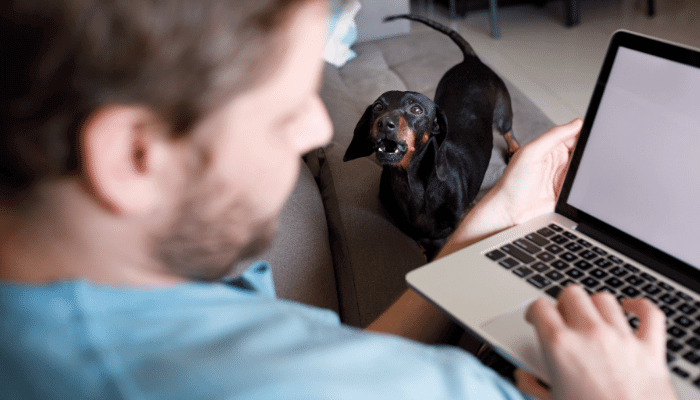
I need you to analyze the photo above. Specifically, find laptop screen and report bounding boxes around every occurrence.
[562,39,700,268]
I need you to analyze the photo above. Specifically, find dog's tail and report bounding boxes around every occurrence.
[383,14,476,59]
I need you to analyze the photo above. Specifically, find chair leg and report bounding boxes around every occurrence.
[647,0,655,16]
[564,0,580,27]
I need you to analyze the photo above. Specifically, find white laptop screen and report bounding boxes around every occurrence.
[566,47,700,267]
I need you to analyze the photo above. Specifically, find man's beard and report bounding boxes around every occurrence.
[154,181,278,282]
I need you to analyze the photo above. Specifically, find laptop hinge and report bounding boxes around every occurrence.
[575,222,700,294]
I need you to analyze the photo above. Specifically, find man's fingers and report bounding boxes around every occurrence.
[525,118,582,154]
[591,291,630,330]
[514,369,552,400]
[526,297,565,343]
[556,284,600,330]
[621,298,666,344]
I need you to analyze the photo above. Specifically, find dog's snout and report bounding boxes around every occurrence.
[377,116,397,133]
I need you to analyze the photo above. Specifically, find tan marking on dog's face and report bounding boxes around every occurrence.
[395,117,416,170]
[419,131,430,146]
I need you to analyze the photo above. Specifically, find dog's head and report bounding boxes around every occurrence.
[343,91,448,168]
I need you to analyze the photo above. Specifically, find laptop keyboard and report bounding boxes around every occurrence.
[485,223,700,387]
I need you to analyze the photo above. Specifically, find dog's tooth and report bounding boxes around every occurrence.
[378,148,384,152]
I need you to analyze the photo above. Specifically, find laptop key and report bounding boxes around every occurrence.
[551,260,570,271]
[545,285,563,299]
[548,224,563,232]
[687,337,700,350]
[660,293,680,306]
[604,277,624,288]
[501,244,535,264]
[641,272,657,282]
[573,260,593,270]
[545,244,564,254]
[537,227,556,237]
[560,252,578,262]
[659,282,675,291]
[668,339,684,353]
[672,366,690,378]
[608,255,623,264]
[562,231,578,240]
[527,275,551,289]
[594,258,613,268]
[675,316,694,328]
[642,284,662,295]
[577,238,592,248]
[566,269,585,279]
[579,250,597,260]
[592,246,607,256]
[561,279,576,287]
[683,351,700,365]
[514,239,541,254]
[677,291,693,302]
[513,266,534,278]
[660,305,676,318]
[609,266,628,277]
[545,270,565,281]
[525,232,549,246]
[499,258,519,269]
[537,252,556,262]
[693,376,700,388]
[530,262,550,273]
[564,242,583,252]
[679,303,698,316]
[599,286,617,295]
[668,326,687,339]
[551,235,569,245]
[486,249,507,261]
[580,277,600,288]
[625,276,645,286]
[623,263,640,273]
[621,286,641,297]
[590,268,608,279]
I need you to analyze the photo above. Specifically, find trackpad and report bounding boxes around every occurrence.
[480,299,551,383]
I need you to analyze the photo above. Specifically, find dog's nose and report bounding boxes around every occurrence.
[377,116,397,133]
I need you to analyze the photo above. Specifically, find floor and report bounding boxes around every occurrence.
[408,0,700,124]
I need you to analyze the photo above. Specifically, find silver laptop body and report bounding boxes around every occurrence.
[406,30,700,399]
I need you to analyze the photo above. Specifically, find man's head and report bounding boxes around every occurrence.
[0,0,332,283]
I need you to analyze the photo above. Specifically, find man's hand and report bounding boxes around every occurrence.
[522,285,678,400]
[438,118,582,258]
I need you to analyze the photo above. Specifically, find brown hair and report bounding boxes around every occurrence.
[0,0,310,203]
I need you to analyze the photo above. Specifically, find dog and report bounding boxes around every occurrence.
[342,14,521,260]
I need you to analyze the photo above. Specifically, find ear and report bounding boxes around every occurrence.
[80,106,171,215]
[413,136,439,184]
[342,105,375,162]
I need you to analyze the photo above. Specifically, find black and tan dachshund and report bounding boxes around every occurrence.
[343,14,521,261]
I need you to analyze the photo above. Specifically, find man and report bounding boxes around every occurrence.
[0,0,677,399]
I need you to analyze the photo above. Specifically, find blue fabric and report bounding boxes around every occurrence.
[0,262,529,399]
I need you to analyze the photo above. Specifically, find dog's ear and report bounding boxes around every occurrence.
[343,105,375,162]
[431,106,448,146]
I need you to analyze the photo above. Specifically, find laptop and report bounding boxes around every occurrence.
[406,30,700,399]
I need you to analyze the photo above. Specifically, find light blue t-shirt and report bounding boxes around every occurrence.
[0,262,529,399]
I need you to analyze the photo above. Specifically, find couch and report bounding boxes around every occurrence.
[229,28,556,328]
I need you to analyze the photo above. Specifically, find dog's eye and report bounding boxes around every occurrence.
[411,105,423,114]
[373,103,384,112]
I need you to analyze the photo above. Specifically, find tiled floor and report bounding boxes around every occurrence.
[409,0,700,124]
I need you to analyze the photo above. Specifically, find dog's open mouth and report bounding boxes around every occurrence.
[374,139,408,164]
